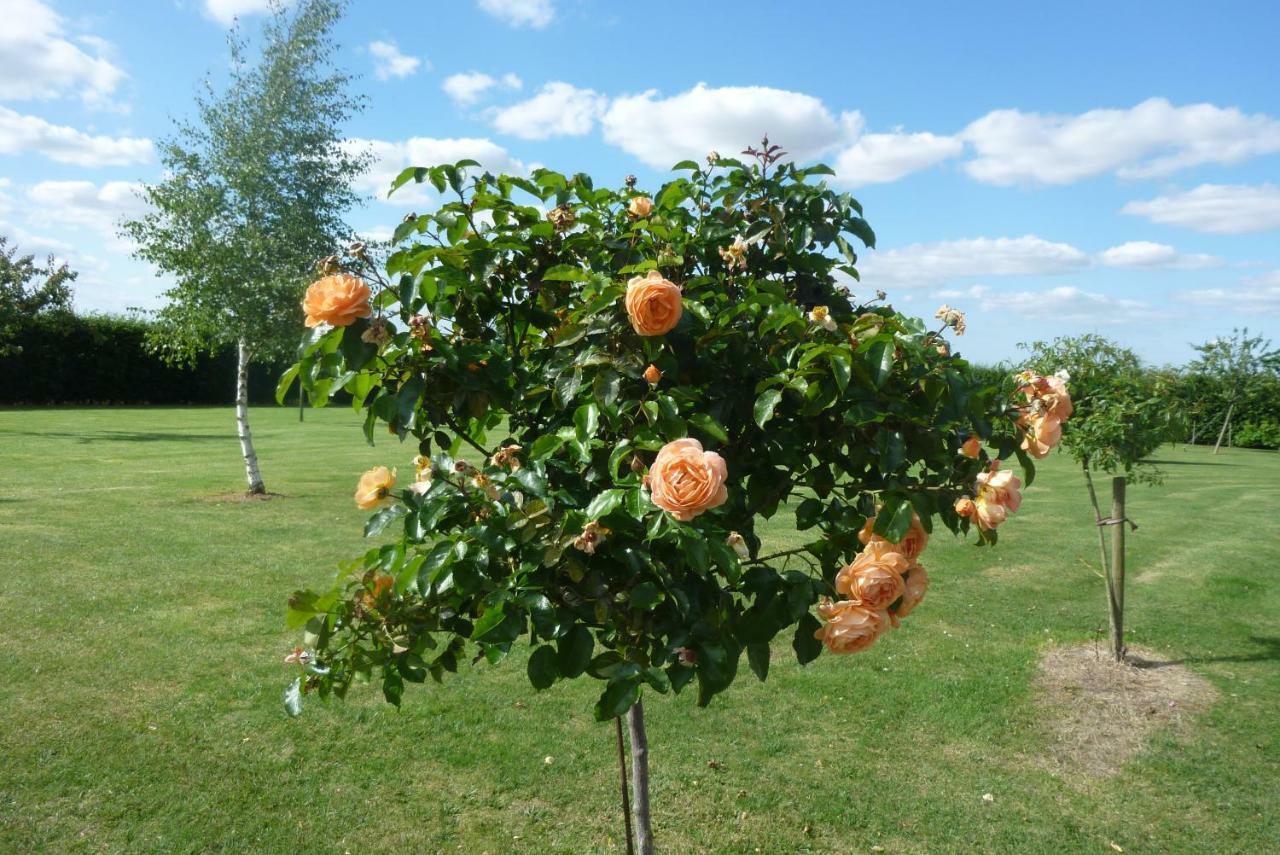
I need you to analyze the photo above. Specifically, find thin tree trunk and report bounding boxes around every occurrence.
[1108,477,1127,661]
[626,700,653,855]
[236,338,266,495]
[1212,401,1235,455]
[1081,460,1110,579]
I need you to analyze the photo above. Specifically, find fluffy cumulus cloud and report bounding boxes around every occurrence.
[368,41,421,81]
[347,137,527,203]
[939,284,1159,323]
[602,83,853,169]
[203,0,278,25]
[1098,241,1221,270]
[25,180,146,238]
[860,235,1090,288]
[1176,270,1280,315]
[960,98,1280,185]
[1121,183,1280,235]
[0,0,127,105]
[833,130,962,187]
[0,106,153,166]
[490,82,607,140]
[443,72,522,107]
[476,0,553,28]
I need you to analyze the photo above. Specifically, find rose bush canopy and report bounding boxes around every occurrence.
[281,144,1067,719]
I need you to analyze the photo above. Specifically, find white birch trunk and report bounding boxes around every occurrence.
[236,338,266,494]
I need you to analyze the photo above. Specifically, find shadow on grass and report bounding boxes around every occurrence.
[1129,636,1280,668]
[1144,458,1239,467]
[1,430,228,444]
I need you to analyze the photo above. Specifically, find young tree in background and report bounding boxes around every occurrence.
[124,0,368,494]
[1019,334,1181,660]
[1188,329,1280,455]
[0,236,75,357]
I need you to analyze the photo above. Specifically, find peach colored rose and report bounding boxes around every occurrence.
[814,600,887,655]
[303,273,372,328]
[647,438,727,521]
[624,270,683,336]
[961,434,981,459]
[896,563,929,619]
[644,364,662,385]
[354,466,396,509]
[954,496,976,518]
[627,196,653,218]
[858,512,929,562]
[835,550,909,610]
[1019,412,1062,459]
[1017,371,1073,422]
[971,460,1022,530]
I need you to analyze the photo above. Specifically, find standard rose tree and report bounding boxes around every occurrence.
[279,144,1068,850]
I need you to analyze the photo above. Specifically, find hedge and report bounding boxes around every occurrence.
[0,313,293,406]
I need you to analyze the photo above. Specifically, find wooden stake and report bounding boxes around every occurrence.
[614,716,635,855]
[1109,476,1127,662]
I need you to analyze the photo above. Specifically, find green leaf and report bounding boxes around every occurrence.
[747,642,770,682]
[529,433,565,460]
[868,340,894,388]
[586,488,626,520]
[364,504,408,537]
[875,494,914,542]
[795,497,823,530]
[629,581,664,610]
[688,412,729,443]
[275,363,300,405]
[793,613,823,665]
[594,677,640,722]
[557,626,594,678]
[527,645,559,690]
[283,677,302,717]
[574,402,600,442]
[754,388,783,428]
[543,264,588,282]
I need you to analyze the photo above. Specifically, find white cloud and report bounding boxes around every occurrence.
[25,180,146,239]
[861,235,1090,288]
[961,98,1280,185]
[1176,270,1280,315]
[833,130,962,187]
[490,82,606,140]
[0,0,127,106]
[602,83,853,170]
[347,137,527,204]
[443,71,522,107]
[0,106,152,166]
[368,40,422,81]
[1098,240,1221,270]
[476,0,553,28]
[203,0,277,25]
[1121,183,1280,235]
[941,284,1159,323]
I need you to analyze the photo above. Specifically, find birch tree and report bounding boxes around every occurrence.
[124,0,368,494]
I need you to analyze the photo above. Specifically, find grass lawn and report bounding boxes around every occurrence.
[1,406,1278,853]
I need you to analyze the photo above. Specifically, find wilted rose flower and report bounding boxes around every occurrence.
[284,646,312,665]
[490,444,523,471]
[706,150,721,165]
[303,274,372,328]
[644,364,662,385]
[935,304,966,335]
[726,531,749,559]
[471,473,500,500]
[572,520,609,555]
[718,236,748,270]
[624,271,683,336]
[648,438,728,521]
[814,600,887,655]
[354,466,396,509]
[360,316,392,345]
[546,204,576,232]
[346,241,367,258]
[809,305,838,332]
[627,196,653,218]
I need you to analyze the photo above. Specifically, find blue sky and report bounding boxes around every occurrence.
[2,0,1278,365]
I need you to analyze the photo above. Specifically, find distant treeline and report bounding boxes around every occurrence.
[0,313,293,406]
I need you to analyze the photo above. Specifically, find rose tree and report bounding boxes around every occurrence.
[280,144,1064,849]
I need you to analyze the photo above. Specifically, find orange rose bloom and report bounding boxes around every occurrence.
[644,364,662,385]
[835,550,909,610]
[858,512,928,562]
[647,438,727,521]
[814,600,887,655]
[961,434,981,458]
[354,466,396,509]
[971,460,1022,530]
[1019,412,1062,459]
[896,563,929,619]
[1017,372,1074,421]
[302,273,372,328]
[627,196,653,218]
[624,270,683,336]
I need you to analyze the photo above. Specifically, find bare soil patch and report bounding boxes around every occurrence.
[1031,643,1217,778]
[198,491,288,503]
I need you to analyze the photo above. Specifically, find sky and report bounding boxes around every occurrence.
[1,0,1278,366]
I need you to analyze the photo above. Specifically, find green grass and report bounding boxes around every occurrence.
[1,406,1277,853]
